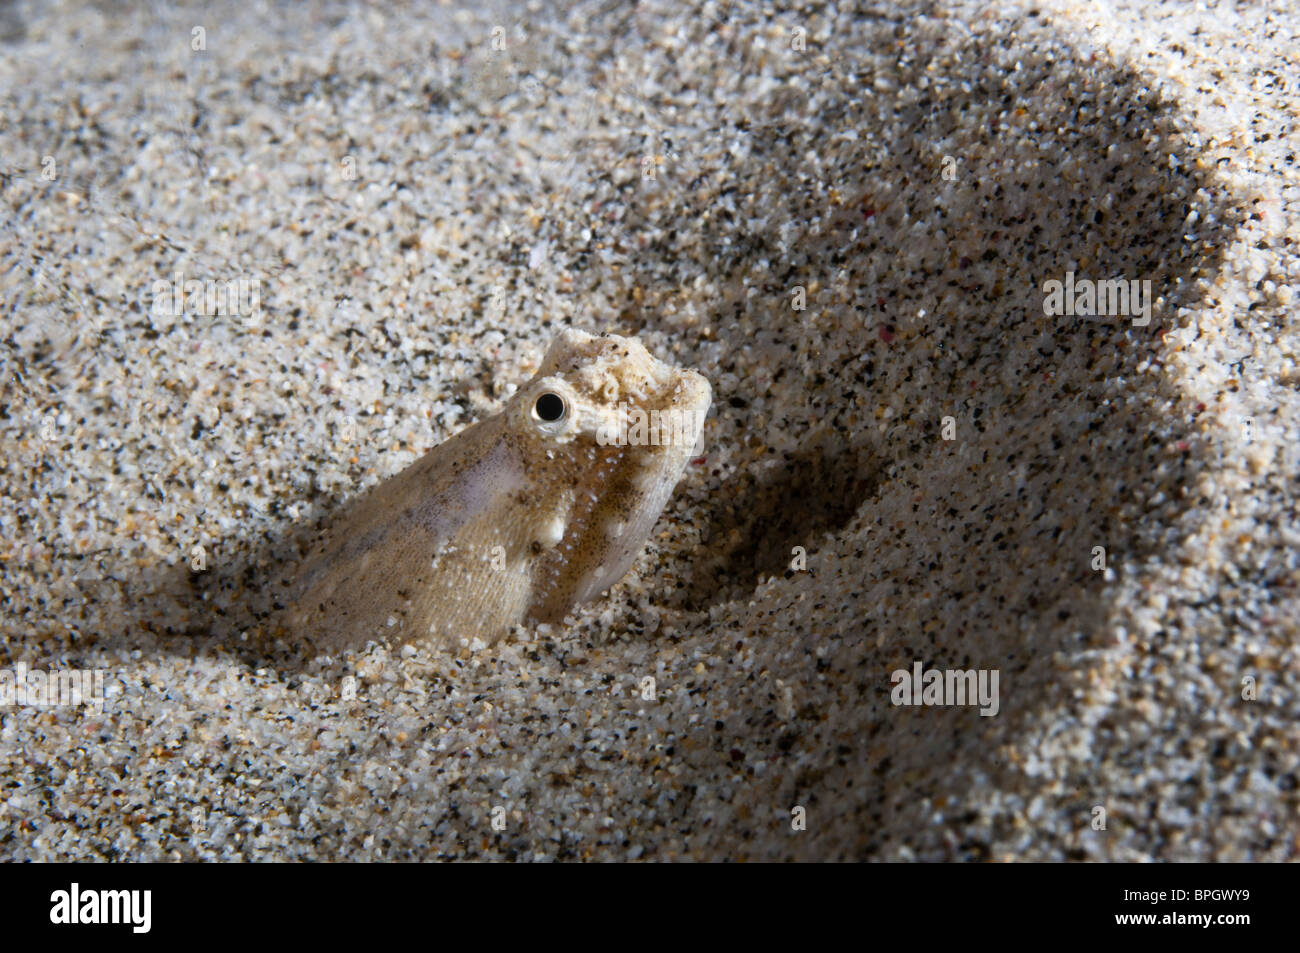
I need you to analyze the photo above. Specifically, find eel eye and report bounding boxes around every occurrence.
[533,391,567,424]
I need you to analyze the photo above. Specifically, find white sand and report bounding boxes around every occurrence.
[1,0,1296,860]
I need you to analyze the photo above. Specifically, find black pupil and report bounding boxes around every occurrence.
[535,392,565,422]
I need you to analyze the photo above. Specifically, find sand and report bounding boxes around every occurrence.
[0,0,1296,860]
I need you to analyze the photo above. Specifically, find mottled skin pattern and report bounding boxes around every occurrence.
[282,330,710,651]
